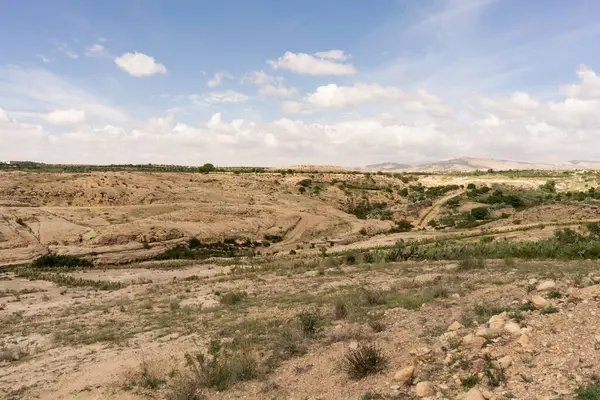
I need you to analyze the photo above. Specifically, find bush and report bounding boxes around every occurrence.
[298,187,306,194]
[360,289,387,306]
[345,254,357,265]
[298,179,312,187]
[219,291,248,305]
[457,257,486,271]
[16,217,26,226]
[188,237,201,249]
[470,207,489,220]
[289,249,296,255]
[333,299,349,320]
[461,374,479,389]
[342,343,388,379]
[32,254,93,269]
[297,310,323,338]
[467,183,476,190]
[575,376,600,399]
[394,219,413,232]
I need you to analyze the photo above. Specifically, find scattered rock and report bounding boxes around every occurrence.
[481,389,494,399]
[571,285,600,300]
[504,321,522,336]
[393,366,415,383]
[518,333,535,348]
[531,295,550,309]
[476,327,502,338]
[448,321,464,331]
[464,388,485,400]
[410,347,432,357]
[415,381,435,397]
[463,334,486,348]
[497,355,513,369]
[537,280,556,291]
[489,314,507,330]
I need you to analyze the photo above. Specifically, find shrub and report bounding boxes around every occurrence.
[298,179,312,187]
[296,310,323,338]
[183,341,258,391]
[360,289,387,306]
[16,217,26,226]
[540,305,558,315]
[345,254,356,265]
[457,257,486,271]
[470,207,489,220]
[367,320,386,332]
[342,343,388,379]
[362,252,375,264]
[467,183,476,190]
[219,291,248,305]
[359,228,368,236]
[484,355,507,387]
[547,290,562,299]
[298,187,306,194]
[32,254,93,269]
[333,299,349,320]
[575,376,600,399]
[461,374,479,389]
[394,219,413,232]
[188,237,201,249]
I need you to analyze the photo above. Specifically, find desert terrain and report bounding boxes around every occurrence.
[1,166,600,400]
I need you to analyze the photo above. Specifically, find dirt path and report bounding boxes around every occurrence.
[416,190,464,228]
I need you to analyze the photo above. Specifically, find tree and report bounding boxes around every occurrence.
[198,163,215,174]
[470,207,489,220]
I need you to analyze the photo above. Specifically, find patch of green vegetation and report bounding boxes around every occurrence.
[575,376,600,400]
[540,305,558,315]
[296,309,324,338]
[342,343,388,379]
[16,268,123,290]
[461,374,479,389]
[32,254,93,268]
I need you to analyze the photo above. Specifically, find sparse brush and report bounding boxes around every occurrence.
[484,355,507,387]
[360,289,387,306]
[547,289,562,299]
[461,374,479,389]
[272,327,306,361]
[367,320,386,332]
[509,311,525,323]
[296,309,323,338]
[540,305,558,315]
[457,257,486,271]
[333,299,349,320]
[219,291,247,305]
[342,343,388,380]
[575,375,600,400]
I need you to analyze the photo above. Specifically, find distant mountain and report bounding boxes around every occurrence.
[360,157,600,172]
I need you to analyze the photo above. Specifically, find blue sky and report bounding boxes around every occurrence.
[1,0,600,166]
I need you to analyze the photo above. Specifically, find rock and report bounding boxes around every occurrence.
[518,333,535,348]
[537,280,556,291]
[498,355,513,369]
[464,388,485,400]
[415,381,435,397]
[481,389,494,399]
[414,274,442,284]
[504,321,522,336]
[596,335,600,344]
[393,366,415,383]
[531,295,550,309]
[529,278,538,285]
[348,340,358,350]
[463,334,486,348]
[448,321,464,331]
[476,327,503,338]
[489,314,507,330]
[571,285,600,300]
[410,347,432,357]
[591,276,600,283]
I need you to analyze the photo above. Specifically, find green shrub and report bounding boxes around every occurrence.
[219,291,248,306]
[32,254,93,269]
[461,374,479,389]
[470,207,489,220]
[188,237,201,249]
[296,310,323,338]
[575,376,600,399]
[333,299,349,320]
[342,344,388,379]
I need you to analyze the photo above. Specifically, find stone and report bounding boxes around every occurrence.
[448,321,464,331]
[348,340,358,350]
[591,276,600,283]
[481,389,494,399]
[489,314,507,330]
[463,334,486,348]
[476,327,502,338]
[531,295,550,309]
[410,347,432,357]
[498,355,513,369]
[503,321,522,336]
[518,333,535,348]
[596,335,600,344]
[393,366,415,383]
[464,388,485,400]
[571,285,600,300]
[415,381,435,397]
[537,280,556,291]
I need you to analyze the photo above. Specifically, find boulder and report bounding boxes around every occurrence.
[448,321,464,331]
[415,381,435,397]
[536,280,556,291]
[489,314,507,330]
[497,355,513,369]
[464,388,485,400]
[503,321,522,336]
[530,295,550,309]
[393,366,415,383]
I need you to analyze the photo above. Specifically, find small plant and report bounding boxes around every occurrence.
[333,299,349,320]
[368,320,386,332]
[503,257,515,267]
[296,309,323,338]
[16,217,26,226]
[360,289,387,306]
[359,228,368,236]
[32,254,93,268]
[484,355,507,387]
[575,375,600,399]
[188,237,201,249]
[362,252,375,264]
[519,302,536,312]
[540,305,558,315]
[289,249,297,255]
[509,311,525,323]
[345,253,356,265]
[219,291,248,306]
[461,374,479,389]
[457,257,486,271]
[547,289,562,299]
[342,343,388,379]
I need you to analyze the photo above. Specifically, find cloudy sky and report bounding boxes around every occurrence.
[1,0,600,167]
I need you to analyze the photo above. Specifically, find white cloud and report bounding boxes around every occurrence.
[313,50,349,61]
[268,51,357,76]
[34,54,51,63]
[0,66,129,123]
[115,52,168,77]
[86,44,108,57]
[561,65,600,100]
[98,37,107,43]
[41,109,86,125]
[51,40,79,59]
[242,70,298,98]
[189,90,250,107]
[207,72,232,87]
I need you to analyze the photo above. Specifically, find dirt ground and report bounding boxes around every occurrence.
[2,170,600,399]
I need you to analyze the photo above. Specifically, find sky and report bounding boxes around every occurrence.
[2,0,600,167]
